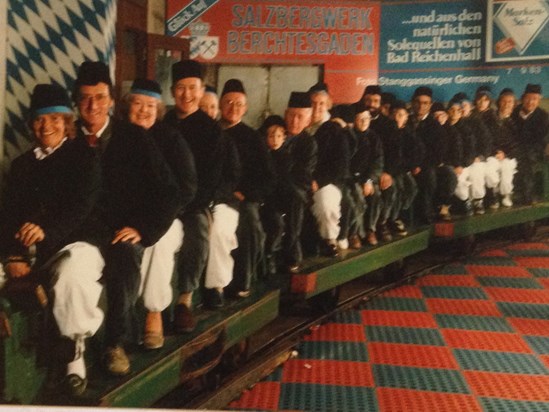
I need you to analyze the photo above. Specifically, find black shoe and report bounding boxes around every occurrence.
[204,288,224,309]
[65,374,87,397]
[319,240,339,257]
[473,199,485,215]
[265,254,277,275]
[378,223,393,242]
[464,200,474,216]
[390,219,408,237]
[225,285,250,299]
[174,304,196,333]
[288,262,301,274]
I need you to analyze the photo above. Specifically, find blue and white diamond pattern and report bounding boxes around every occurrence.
[4,0,116,162]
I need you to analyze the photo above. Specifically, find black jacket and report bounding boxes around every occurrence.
[78,119,181,247]
[348,127,384,185]
[284,130,318,202]
[225,122,274,203]
[0,139,100,265]
[453,120,476,167]
[312,120,351,188]
[513,106,549,159]
[443,122,464,167]
[266,147,292,211]
[164,109,240,210]
[474,109,499,156]
[494,114,520,159]
[149,121,197,216]
[411,114,448,169]
[463,113,492,159]
[394,125,425,174]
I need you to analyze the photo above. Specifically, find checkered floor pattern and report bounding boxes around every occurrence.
[228,241,549,411]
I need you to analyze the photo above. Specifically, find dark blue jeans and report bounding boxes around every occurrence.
[104,241,144,347]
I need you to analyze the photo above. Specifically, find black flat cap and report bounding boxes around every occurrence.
[75,61,112,87]
[524,84,542,94]
[499,88,515,97]
[308,82,329,95]
[391,100,408,111]
[30,83,72,117]
[475,86,492,99]
[205,85,217,95]
[288,92,312,108]
[354,100,369,115]
[412,86,433,99]
[362,85,382,97]
[221,79,245,96]
[451,92,470,104]
[172,60,203,83]
[131,78,162,99]
[259,114,285,135]
[430,102,446,113]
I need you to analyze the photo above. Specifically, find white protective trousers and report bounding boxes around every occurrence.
[49,241,105,340]
[455,168,472,201]
[205,204,239,289]
[139,218,183,312]
[486,156,517,196]
[468,161,487,200]
[311,184,342,240]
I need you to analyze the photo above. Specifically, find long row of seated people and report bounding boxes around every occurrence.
[0,58,548,397]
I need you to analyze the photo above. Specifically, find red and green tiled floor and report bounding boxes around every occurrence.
[229,242,549,411]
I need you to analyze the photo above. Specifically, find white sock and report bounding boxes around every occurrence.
[67,356,86,379]
[67,337,86,379]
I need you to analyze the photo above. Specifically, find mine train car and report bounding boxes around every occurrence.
[2,164,549,408]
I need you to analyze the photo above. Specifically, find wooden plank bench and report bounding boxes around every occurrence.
[0,285,279,407]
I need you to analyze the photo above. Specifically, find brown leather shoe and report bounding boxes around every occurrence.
[174,304,196,333]
[366,230,378,246]
[103,345,130,376]
[349,235,362,250]
[143,311,164,350]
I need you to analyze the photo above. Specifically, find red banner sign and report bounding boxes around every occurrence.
[166,0,381,103]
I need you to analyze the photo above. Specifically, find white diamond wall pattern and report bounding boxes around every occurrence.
[4,0,116,163]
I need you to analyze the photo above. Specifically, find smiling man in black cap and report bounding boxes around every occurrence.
[451,91,491,215]
[0,83,101,396]
[512,84,549,204]
[410,86,456,223]
[282,91,318,273]
[307,82,349,255]
[73,61,181,377]
[163,60,240,329]
[361,85,400,242]
[212,78,275,300]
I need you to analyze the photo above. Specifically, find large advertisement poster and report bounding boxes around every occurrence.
[487,0,549,62]
[379,0,549,102]
[166,0,381,103]
[166,1,549,104]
